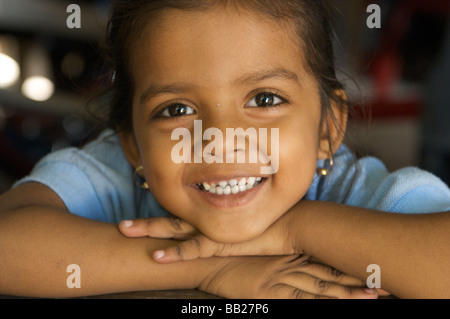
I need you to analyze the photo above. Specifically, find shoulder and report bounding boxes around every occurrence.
[14,130,135,221]
[308,145,450,213]
[18,130,132,189]
[369,166,450,213]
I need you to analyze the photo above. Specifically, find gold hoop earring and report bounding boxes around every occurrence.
[134,165,149,190]
[317,157,334,177]
[318,124,335,177]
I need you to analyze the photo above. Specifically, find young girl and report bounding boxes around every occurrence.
[0,0,449,299]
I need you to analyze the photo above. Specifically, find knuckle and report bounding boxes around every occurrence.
[169,216,183,232]
[329,267,344,279]
[176,238,202,260]
[218,243,232,256]
[144,218,155,231]
[144,218,152,227]
[344,285,356,296]
[314,278,330,293]
[283,255,309,268]
[291,288,309,299]
[174,245,184,258]
[190,237,202,250]
[291,254,309,264]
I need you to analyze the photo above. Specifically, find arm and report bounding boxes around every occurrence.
[291,200,450,299]
[135,200,450,298]
[0,183,223,297]
[0,183,375,299]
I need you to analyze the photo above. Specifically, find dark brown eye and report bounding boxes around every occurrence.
[160,103,195,118]
[255,93,274,106]
[247,92,285,107]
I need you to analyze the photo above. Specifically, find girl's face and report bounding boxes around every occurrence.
[121,8,344,243]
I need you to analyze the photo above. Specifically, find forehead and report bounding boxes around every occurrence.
[130,8,307,92]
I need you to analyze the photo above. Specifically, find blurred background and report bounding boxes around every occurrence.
[0,0,449,194]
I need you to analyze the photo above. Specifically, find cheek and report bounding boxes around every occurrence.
[274,122,320,197]
[140,135,186,200]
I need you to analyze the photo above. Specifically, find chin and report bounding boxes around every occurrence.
[201,222,266,244]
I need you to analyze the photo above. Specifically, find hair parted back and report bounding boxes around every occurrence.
[100,0,347,132]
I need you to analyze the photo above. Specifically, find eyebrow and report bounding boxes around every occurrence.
[139,68,300,105]
[233,68,300,86]
[140,83,196,105]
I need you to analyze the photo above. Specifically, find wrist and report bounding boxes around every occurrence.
[195,257,234,292]
[286,200,318,256]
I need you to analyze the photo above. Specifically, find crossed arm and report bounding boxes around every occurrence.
[120,200,450,299]
[0,182,376,299]
[3,182,448,298]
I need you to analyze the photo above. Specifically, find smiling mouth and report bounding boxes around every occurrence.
[196,177,265,195]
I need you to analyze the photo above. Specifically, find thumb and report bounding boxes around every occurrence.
[119,216,197,239]
[152,235,224,263]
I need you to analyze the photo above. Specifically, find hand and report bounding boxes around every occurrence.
[119,215,296,263]
[198,254,379,299]
[119,217,388,298]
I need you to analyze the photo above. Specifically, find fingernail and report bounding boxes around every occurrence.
[122,220,133,227]
[364,288,377,294]
[154,250,165,259]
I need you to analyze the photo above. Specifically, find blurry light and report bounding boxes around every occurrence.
[0,53,20,88]
[21,42,54,102]
[0,35,20,88]
[22,76,55,102]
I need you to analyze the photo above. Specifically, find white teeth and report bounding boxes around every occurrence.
[199,177,264,195]
[219,181,228,188]
[229,179,238,187]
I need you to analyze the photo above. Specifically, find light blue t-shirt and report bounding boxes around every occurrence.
[14,130,450,223]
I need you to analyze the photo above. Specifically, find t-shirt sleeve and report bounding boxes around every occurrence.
[312,146,450,214]
[365,167,450,214]
[14,151,107,221]
[13,133,138,223]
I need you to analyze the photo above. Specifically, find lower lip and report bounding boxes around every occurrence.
[191,179,267,209]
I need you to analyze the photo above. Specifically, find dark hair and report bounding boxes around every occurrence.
[99,0,347,133]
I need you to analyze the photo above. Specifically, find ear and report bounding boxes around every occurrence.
[317,90,348,159]
[118,130,142,170]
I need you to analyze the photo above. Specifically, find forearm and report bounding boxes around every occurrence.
[290,200,450,298]
[0,207,227,297]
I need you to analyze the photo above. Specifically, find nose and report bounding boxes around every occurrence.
[193,126,256,165]
[192,105,257,165]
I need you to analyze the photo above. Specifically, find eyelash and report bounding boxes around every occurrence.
[154,91,288,119]
[156,102,195,119]
[245,90,288,108]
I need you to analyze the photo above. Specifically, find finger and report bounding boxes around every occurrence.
[279,272,378,299]
[153,235,223,263]
[289,258,366,287]
[119,216,196,239]
[376,288,391,296]
[268,284,331,299]
[119,219,149,237]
